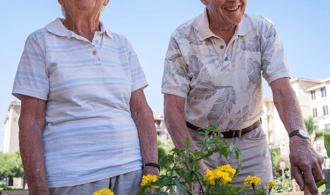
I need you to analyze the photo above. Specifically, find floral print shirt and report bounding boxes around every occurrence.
[161,8,290,131]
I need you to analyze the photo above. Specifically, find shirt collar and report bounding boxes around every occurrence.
[45,18,113,39]
[197,8,249,41]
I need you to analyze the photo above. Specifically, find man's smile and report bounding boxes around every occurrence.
[224,5,240,12]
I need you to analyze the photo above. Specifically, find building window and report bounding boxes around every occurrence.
[311,90,316,100]
[313,108,318,118]
[321,87,327,97]
[155,120,161,129]
[324,105,329,116]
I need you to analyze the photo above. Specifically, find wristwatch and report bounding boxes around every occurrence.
[289,129,309,139]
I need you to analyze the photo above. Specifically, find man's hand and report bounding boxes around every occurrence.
[290,137,324,195]
[142,166,160,178]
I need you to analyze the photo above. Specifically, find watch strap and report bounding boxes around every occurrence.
[142,162,161,171]
[289,130,300,138]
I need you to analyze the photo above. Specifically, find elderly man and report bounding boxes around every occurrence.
[12,0,159,194]
[162,0,323,194]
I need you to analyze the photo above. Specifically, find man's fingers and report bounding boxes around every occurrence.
[292,165,304,191]
[312,164,324,183]
[303,169,318,195]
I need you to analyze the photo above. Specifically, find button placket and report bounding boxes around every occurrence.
[92,49,97,55]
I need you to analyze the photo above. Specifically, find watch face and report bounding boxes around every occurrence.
[299,130,309,138]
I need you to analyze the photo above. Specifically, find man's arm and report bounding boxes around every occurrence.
[164,94,208,172]
[164,94,208,194]
[270,77,324,195]
[130,88,159,177]
[19,95,50,195]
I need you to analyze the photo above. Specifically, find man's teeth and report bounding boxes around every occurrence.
[226,6,239,11]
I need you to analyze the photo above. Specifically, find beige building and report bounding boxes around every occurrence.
[3,101,21,154]
[263,77,330,164]
[154,113,171,146]
[307,77,330,131]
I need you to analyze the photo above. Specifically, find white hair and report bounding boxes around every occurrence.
[61,5,106,18]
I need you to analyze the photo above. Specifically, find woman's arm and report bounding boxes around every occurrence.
[19,95,50,195]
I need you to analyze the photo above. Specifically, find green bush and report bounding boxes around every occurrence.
[0,151,24,178]
[2,186,27,191]
[0,181,7,187]
[274,178,293,193]
[158,136,175,175]
[271,148,290,179]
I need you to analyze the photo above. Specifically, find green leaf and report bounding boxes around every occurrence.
[184,137,191,149]
[173,179,188,194]
[219,148,229,159]
[316,179,330,188]
[325,134,330,158]
[235,150,242,175]
[193,163,201,171]
[183,170,193,183]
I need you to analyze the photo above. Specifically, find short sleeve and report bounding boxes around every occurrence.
[12,37,49,100]
[126,38,148,92]
[260,19,290,85]
[161,37,190,98]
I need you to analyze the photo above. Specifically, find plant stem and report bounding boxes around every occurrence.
[192,171,205,195]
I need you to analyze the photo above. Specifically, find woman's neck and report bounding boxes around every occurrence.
[62,12,101,42]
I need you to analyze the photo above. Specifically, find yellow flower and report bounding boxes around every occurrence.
[244,175,261,186]
[217,164,236,179]
[141,174,158,188]
[204,169,216,184]
[268,181,275,189]
[204,165,236,184]
[213,169,232,184]
[93,189,114,195]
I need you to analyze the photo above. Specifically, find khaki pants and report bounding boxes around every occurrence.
[177,126,273,194]
[49,169,142,195]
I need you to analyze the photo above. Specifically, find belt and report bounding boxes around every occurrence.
[185,119,261,138]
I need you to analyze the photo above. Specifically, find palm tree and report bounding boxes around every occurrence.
[304,116,330,146]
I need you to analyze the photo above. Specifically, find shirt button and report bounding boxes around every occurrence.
[224,57,229,61]
[93,50,97,55]
[220,45,224,49]
[95,40,99,43]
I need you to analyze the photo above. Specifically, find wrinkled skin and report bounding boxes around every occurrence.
[200,0,247,45]
[290,137,324,194]
[58,0,109,42]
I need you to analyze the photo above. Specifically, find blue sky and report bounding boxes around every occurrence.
[0,0,329,152]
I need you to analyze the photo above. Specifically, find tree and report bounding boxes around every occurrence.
[304,116,330,146]
[157,136,174,175]
[271,148,290,178]
[0,151,24,178]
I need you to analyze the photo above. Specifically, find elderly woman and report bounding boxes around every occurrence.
[12,0,159,194]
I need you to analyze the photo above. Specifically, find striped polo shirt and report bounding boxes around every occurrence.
[12,18,148,188]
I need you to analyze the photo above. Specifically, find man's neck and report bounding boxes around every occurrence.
[207,11,236,45]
